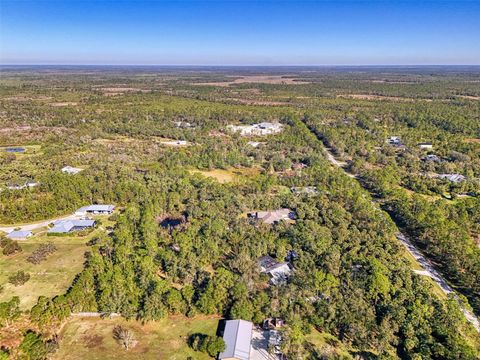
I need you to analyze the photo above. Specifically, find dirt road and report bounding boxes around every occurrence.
[0,214,81,234]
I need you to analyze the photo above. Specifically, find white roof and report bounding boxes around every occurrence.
[76,204,115,212]
[61,166,83,174]
[219,319,253,360]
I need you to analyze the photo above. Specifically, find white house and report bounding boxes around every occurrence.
[75,204,115,216]
[437,174,466,183]
[219,319,253,360]
[418,142,433,150]
[61,166,83,175]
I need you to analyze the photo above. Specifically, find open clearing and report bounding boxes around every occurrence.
[0,226,107,309]
[189,167,260,183]
[194,75,310,86]
[53,316,219,360]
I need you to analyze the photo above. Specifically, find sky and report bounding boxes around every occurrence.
[1,0,479,65]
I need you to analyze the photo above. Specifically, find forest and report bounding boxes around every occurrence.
[0,66,479,360]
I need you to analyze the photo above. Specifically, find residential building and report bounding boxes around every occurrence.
[263,318,285,330]
[227,122,283,136]
[6,181,39,190]
[422,154,441,162]
[291,186,318,196]
[387,136,402,145]
[48,219,96,234]
[418,142,433,149]
[219,319,253,360]
[7,230,32,240]
[61,166,83,175]
[248,208,294,225]
[75,204,115,216]
[258,256,293,285]
[437,174,466,183]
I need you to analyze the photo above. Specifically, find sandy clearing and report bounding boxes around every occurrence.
[458,95,480,100]
[50,102,78,107]
[336,94,435,102]
[194,75,310,86]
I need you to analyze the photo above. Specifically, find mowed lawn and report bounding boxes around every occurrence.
[53,316,220,360]
[0,229,99,309]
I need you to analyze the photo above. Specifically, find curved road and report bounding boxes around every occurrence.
[0,214,82,234]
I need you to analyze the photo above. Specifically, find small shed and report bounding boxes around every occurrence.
[7,230,33,240]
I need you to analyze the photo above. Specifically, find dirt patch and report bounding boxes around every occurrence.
[50,102,78,107]
[465,138,480,144]
[194,75,310,86]
[82,333,104,348]
[458,95,480,100]
[337,94,420,102]
[99,87,151,96]
[2,96,52,101]
[222,98,291,106]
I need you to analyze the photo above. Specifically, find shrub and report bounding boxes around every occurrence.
[189,333,225,357]
[1,239,22,256]
[8,271,30,286]
[27,243,57,264]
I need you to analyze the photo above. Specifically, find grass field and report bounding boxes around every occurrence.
[53,316,220,360]
[189,167,260,184]
[0,226,105,309]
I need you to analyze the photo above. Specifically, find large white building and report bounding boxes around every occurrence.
[219,319,253,360]
[75,204,115,216]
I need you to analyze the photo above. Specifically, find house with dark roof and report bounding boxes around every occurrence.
[219,319,253,360]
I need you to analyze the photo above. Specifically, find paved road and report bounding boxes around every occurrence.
[0,214,82,234]
[320,143,480,332]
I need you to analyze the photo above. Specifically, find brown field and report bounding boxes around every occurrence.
[189,167,260,184]
[194,75,310,86]
[50,102,78,107]
[52,315,219,360]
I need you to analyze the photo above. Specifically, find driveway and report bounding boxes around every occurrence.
[0,214,82,234]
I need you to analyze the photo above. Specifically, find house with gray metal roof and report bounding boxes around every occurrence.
[48,219,96,234]
[75,204,115,216]
[7,230,33,240]
[219,319,253,360]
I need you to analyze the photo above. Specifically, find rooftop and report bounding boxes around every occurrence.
[219,319,253,360]
[7,230,32,239]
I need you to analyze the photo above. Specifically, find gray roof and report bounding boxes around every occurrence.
[7,230,32,239]
[49,219,95,233]
[219,319,253,360]
[76,204,115,213]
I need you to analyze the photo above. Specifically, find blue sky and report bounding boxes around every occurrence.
[1,1,479,65]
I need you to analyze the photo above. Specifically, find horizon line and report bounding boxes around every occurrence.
[2,64,480,67]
